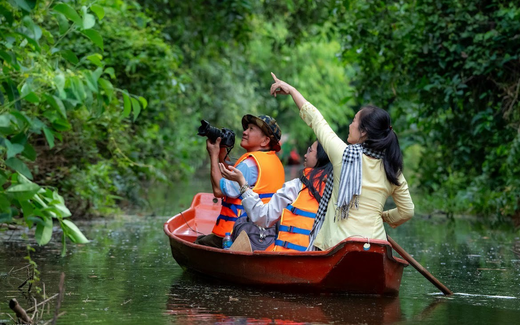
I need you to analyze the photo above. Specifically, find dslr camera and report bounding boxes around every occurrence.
[197,120,235,148]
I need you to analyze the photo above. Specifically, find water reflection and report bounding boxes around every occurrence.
[166,273,403,325]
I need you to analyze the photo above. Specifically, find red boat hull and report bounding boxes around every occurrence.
[164,193,408,296]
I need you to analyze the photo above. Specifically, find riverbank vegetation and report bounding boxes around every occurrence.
[1,0,519,249]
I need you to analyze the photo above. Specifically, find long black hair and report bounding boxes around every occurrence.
[358,105,403,185]
[299,141,333,203]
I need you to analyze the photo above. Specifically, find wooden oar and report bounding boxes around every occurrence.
[387,235,453,295]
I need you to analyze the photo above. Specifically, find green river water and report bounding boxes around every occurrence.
[1,168,519,324]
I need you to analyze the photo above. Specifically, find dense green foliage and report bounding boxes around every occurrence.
[0,0,133,249]
[334,0,520,219]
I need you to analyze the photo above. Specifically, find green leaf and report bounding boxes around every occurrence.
[6,182,41,201]
[0,114,14,135]
[0,52,20,71]
[60,49,79,65]
[131,97,141,121]
[61,232,67,256]
[50,190,71,217]
[25,217,39,233]
[13,0,36,12]
[54,72,66,97]
[70,77,86,101]
[138,96,148,109]
[35,216,53,246]
[21,83,39,104]
[0,194,10,214]
[22,143,36,161]
[83,71,97,93]
[92,67,103,80]
[0,50,12,65]
[20,199,34,216]
[90,4,105,20]
[23,92,39,103]
[2,80,21,109]
[51,119,71,131]
[53,3,82,27]
[86,53,103,67]
[82,29,103,52]
[81,6,96,30]
[41,206,57,219]
[32,193,48,210]
[82,15,95,29]
[77,78,87,101]
[10,132,27,146]
[62,219,89,243]
[5,139,24,159]
[16,173,34,185]
[5,157,32,179]
[21,16,42,41]
[9,113,30,133]
[43,127,55,148]
[98,78,114,100]
[104,67,115,79]
[28,116,45,132]
[122,92,131,118]
[54,12,70,34]
[44,94,67,119]
[0,170,7,186]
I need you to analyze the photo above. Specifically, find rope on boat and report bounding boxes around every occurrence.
[180,211,205,235]
[346,235,371,251]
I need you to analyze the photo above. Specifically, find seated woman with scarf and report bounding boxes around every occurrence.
[219,140,332,252]
[269,73,414,251]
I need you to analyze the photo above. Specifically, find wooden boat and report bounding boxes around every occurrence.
[164,193,409,296]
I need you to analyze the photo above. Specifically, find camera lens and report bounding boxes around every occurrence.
[197,120,235,148]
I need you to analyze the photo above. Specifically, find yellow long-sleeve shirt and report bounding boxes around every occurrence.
[300,102,414,250]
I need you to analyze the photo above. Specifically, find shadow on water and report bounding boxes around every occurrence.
[166,273,404,324]
[165,272,496,325]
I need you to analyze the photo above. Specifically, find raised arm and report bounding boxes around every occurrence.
[270,73,346,164]
[270,72,308,109]
[207,138,228,197]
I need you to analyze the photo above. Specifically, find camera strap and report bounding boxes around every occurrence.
[224,146,234,162]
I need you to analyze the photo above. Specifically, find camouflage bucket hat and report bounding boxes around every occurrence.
[242,114,282,152]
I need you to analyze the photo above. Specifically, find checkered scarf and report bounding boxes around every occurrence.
[306,143,384,251]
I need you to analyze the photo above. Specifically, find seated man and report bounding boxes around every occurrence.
[195,114,285,248]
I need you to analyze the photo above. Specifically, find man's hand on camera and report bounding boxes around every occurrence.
[206,137,221,156]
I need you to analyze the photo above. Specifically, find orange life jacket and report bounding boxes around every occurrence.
[271,168,325,252]
[212,151,284,237]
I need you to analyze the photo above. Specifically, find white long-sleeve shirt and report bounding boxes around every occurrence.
[241,178,303,228]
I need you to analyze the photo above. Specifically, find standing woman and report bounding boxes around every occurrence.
[270,73,414,251]
[219,140,332,252]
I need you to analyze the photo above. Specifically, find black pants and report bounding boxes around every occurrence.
[194,233,223,248]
